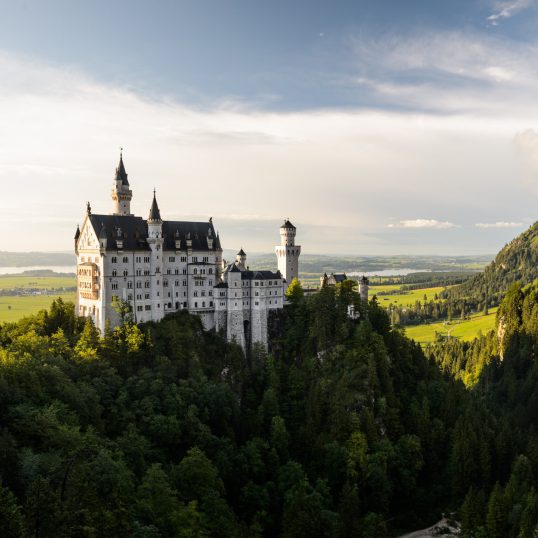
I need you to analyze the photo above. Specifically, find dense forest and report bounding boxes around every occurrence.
[0,279,537,536]
[448,221,538,307]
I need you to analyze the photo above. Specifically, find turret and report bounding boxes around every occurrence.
[147,189,162,239]
[279,219,296,247]
[359,276,369,303]
[236,248,247,269]
[74,225,80,254]
[275,219,301,288]
[111,152,133,216]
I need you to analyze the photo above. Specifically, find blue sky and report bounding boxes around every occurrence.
[1,0,538,254]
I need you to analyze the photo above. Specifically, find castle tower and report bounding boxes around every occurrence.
[275,219,301,288]
[111,152,133,216]
[147,190,164,320]
[236,248,247,269]
[359,276,369,303]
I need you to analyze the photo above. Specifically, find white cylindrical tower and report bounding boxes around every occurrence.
[275,219,301,288]
[359,276,369,303]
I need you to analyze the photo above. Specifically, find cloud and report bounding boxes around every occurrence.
[475,221,524,228]
[351,30,538,114]
[487,0,531,25]
[0,49,533,255]
[388,220,460,229]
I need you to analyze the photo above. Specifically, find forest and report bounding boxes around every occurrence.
[0,278,536,537]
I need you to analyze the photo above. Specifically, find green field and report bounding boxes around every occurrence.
[0,275,75,290]
[0,294,76,323]
[370,285,448,307]
[404,307,498,345]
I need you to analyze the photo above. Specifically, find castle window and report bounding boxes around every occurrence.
[144,256,150,263]
[144,270,150,275]
[255,292,259,296]
[175,269,179,274]
[167,269,171,275]
[183,268,187,274]
[123,270,128,276]
[145,281,150,288]
[210,301,213,307]
[203,256,208,262]
[194,301,198,308]
[175,292,178,297]
[193,268,197,275]
[137,305,143,312]
[136,269,141,276]
[209,280,213,286]
[183,302,187,307]
[127,282,133,289]
[209,290,212,296]
[181,256,187,262]
[145,305,151,311]
[145,293,150,299]
[136,281,141,288]
[192,256,198,262]
[123,256,128,263]
[183,280,187,286]
[111,283,118,290]
[136,256,141,263]
[194,291,198,297]
[169,256,175,262]
[255,301,259,306]
[112,257,117,263]
[209,268,213,274]
[112,270,117,277]
[201,291,206,297]
[128,294,133,300]
[175,280,179,286]
[156,268,160,274]
[202,301,206,307]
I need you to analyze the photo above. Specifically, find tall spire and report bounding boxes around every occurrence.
[115,151,129,186]
[111,151,133,216]
[148,189,162,222]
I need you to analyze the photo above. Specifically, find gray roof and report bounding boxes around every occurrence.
[88,214,219,252]
[90,214,150,251]
[241,269,282,280]
[237,248,246,256]
[281,219,296,229]
[148,192,162,222]
[115,155,129,186]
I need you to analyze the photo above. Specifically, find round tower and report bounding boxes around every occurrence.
[236,248,247,269]
[359,276,369,303]
[275,219,301,288]
[111,152,133,216]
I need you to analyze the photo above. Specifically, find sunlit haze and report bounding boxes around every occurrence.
[1,0,538,254]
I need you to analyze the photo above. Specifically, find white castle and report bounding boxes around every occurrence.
[74,155,300,350]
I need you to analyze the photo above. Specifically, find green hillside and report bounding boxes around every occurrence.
[450,221,538,306]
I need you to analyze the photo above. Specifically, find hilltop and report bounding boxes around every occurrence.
[450,222,538,305]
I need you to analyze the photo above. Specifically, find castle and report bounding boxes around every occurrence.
[74,155,300,350]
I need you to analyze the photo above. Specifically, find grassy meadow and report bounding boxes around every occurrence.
[404,307,498,345]
[0,273,76,323]
[0,294,76,323]
[370,285,448,307]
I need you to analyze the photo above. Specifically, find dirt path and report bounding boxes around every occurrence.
[397,518,459,538]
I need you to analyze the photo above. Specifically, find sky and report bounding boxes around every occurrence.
[1,0,538,255]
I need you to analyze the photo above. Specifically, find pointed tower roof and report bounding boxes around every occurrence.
[148,189,162,222]
[115,152,129,186]
[74,225,80,241]
[237,248,246,256]
[281,219,296,229]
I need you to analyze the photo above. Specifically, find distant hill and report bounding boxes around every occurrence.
[0,251,74,267]
[450,221,538,304]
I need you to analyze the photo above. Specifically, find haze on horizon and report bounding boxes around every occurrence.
[1,0,538,256]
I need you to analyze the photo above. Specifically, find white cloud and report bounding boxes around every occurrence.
[0,49,533,255]
[476,221,524,228]
[351,30,538,114]
[487,0,531,25]
[388,220,460,229]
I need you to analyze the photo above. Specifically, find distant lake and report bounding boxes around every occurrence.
[0,266,75,275]
[348,269,429,277]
